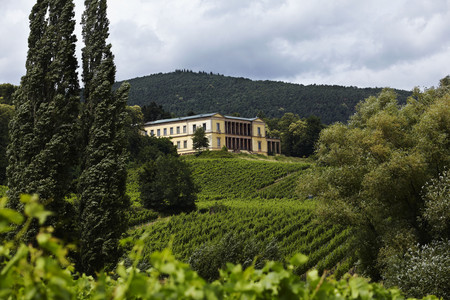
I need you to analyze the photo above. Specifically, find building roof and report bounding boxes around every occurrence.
[144,113,262,126]
[224,115,259,121]
[144,113,220,125]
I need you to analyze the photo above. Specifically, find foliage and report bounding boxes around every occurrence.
[141,101,172,122]
[266,113,326,157]
[383,240,450,299]
[123,105,178,163]
[422,169,450,237]
[139,155,197,213]
[0,104,14,185]
[300,81,449,289]
[0,197,438,299]
[0,185,7,198]
[115,70,411,124]
[0,83,18,105]
[192,127,209,151]
[125,105,145,160]
[77,0,130,275]
[189,232,281,282]
[6,0,80,243]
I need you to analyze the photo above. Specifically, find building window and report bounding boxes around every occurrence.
[170,127,173,135]
[217,137,221,147]
[203,123,206,130]
[163,128,167,136]
[176,126,180,134]
[183,140,187,148]
[183,125,187,133]
[150,130,154,136]
[216,123,220,132]
[257,127,261,136]
[258,141,261,151]
[157,129,160,136]
[193,124,197,132]
[177,141,180,149]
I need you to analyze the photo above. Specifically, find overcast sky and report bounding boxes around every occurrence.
[1,0,449,90]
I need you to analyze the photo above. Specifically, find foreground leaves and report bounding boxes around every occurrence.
[0,196,441,299]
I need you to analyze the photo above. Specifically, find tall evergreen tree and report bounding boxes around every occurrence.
[78,0,130,274]
[6,0,79,241]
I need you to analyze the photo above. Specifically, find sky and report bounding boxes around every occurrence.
[1,0,449,90]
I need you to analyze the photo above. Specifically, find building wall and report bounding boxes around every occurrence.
[211,116,226,150]
[143,114,279,155]
[251,119,267,153]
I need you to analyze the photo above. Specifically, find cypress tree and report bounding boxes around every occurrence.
[78,0,130,274]
[6,0,79,241]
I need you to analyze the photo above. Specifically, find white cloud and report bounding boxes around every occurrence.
[1,0,449,89]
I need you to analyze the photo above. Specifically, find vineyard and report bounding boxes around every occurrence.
[127,155,357,277]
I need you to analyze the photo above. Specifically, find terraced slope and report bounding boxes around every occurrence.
[128,156,356,277]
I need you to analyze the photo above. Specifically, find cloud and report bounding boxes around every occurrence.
[0,0,29,84]
[1,0,449,89]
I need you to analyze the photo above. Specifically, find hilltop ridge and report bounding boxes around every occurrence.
[117,70,411,124]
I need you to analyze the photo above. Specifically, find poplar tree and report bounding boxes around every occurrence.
[6,0,79,240]
[78,0,130,274]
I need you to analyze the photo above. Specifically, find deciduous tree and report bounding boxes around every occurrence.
[301,81,449,291]
[192,127,209,151]
[140,154,197,213]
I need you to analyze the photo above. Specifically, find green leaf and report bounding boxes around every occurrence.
[22,196,52,225]
[290,253,308,266]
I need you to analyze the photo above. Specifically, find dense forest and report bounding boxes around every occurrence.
[116,70,411,124]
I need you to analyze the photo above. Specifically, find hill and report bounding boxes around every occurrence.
[117,70,411,124]
[126,154,356,278]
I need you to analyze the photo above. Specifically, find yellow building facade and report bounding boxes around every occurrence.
[143,113,281,155]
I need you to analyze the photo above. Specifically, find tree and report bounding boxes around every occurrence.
[0,104,14,185]
[192,127,209,151]
[300,115,326,157]
[125,105,145,160]
[422,169,450,239]
[139,154,197,213]
[141,102,172,122]
[77,0,130,275]
[0,84,18,105]
[6,0,79,242]
[266,113,325,157]
[301,82,449,290]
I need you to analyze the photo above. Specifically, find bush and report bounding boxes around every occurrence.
[423,169,450,238]
[383,239,450,299]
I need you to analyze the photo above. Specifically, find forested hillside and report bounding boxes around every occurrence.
[116,70,411,124]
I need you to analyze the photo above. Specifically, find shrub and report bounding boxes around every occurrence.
[383,239,450,299]
[422,169,450,238]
